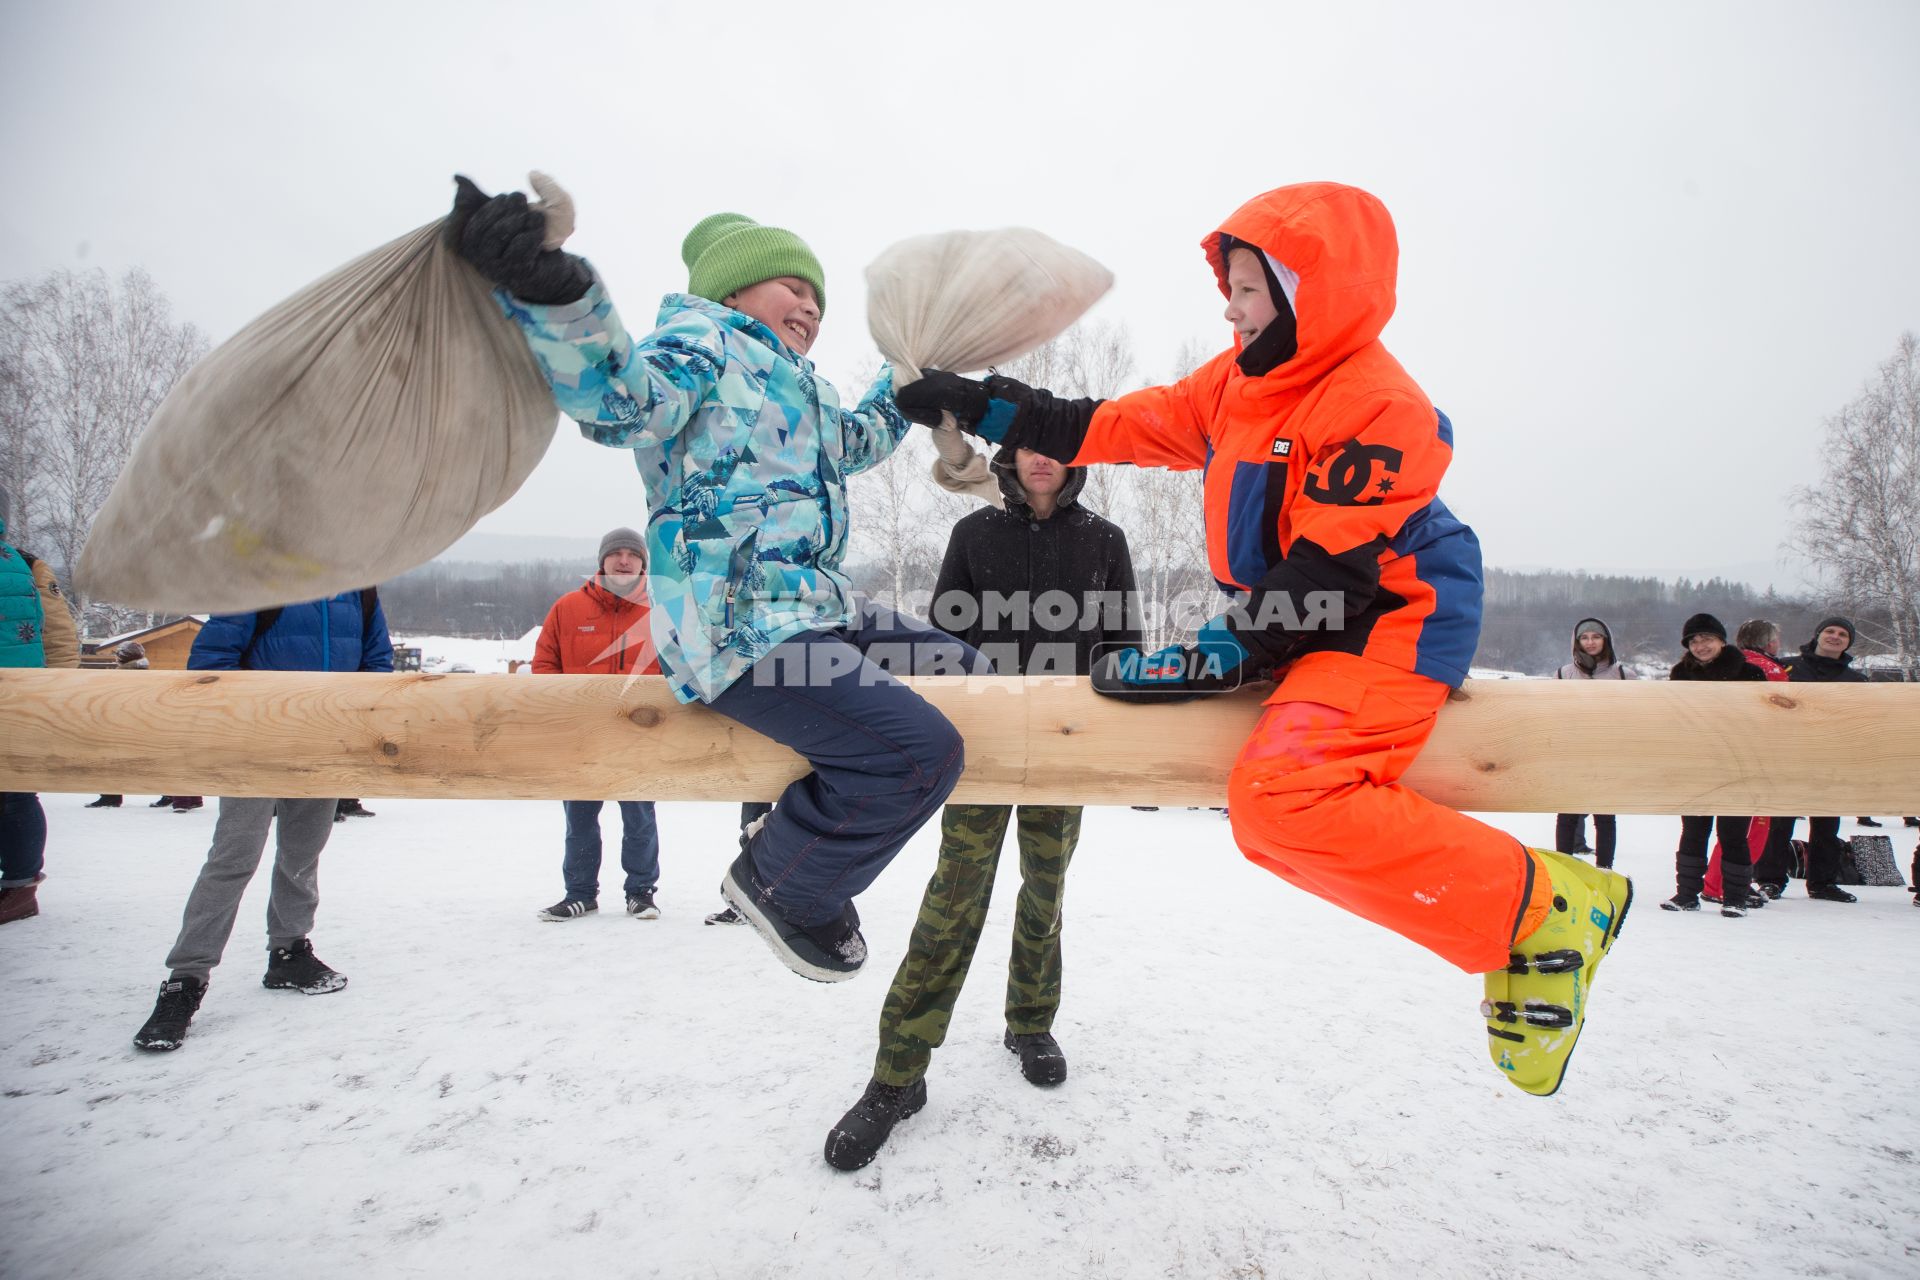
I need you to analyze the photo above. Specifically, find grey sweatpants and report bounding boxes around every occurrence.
[164,797,338,981]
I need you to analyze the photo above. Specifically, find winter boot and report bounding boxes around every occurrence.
[1483,849,1632,1098]
[149,797,174,808]
[1806,884,1858,903]
[823,1077,928,1171]
[337,799,375,818]
[721,846,866,982]
[86,795,122,808]
[0,874,44,926]
[1660,894,1700,912]
[262,938,348,994]
[625,889,660,920]
[537,898,598,921]
[171,797,203,813]
[133,976,207,1052]
[705,906,745,926]
[1005,1030,1068,1086]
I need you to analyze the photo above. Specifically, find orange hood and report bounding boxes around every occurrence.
[1202,182,1399,391]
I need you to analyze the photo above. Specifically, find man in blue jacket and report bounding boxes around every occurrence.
[133,589,394,1052]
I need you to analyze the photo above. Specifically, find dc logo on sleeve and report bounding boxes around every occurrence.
[1304,440,1404,506]
[1270,438,1292,457]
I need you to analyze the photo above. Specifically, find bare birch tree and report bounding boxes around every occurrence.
[1790,332,1920,677]
[0,269,207,617]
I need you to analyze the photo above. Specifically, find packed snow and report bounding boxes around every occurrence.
[4,800,1918,1279]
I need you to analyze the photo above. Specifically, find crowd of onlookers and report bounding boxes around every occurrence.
[1549,612,1917,919]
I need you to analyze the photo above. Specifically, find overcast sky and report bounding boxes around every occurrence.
[3,0,1915,591]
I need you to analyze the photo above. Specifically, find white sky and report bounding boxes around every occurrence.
[3,0,1916,590]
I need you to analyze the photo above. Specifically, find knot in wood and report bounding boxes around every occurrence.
[1476,760,1500,773]
[1767,694,1798,710]
[380,741,400,757]
[627,707,662,728]
[194,674,219,685]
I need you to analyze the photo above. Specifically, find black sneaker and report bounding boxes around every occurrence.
[720,848,866,982]
[1858,817,1883,828]
[1660,895,1701,912]
[1807,885,1858,903]
[537,898,597,921]
[85,796,122,808]
[625,889,660,920]
[337,799,376,818]
[1720,901,1747,918]
[1904,817,1919,829]
[133,976,207,1051]
[823,1077,928,1171]
[263,938,348,994]
[1005,1029,1068,1086]
[705,906,745,926]
[1759,882,1786,900]
[149,797,174,808]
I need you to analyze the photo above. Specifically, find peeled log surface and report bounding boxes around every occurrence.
[3,668,1917,814]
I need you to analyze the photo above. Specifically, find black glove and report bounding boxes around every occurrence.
[445,175,592,306]
[894,370,990,429]
[1089,618,1255,704]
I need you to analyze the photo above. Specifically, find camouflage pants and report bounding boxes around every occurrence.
[872,803,1080,1086]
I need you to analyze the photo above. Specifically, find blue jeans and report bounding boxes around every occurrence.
[707,603,978,928]
[561,800,659,902]
[0,792,47,886]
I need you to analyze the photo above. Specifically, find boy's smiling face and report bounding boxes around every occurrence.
[1223,247,1279,345]
[725,277,820,355]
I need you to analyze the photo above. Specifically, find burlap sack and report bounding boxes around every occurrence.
[77,175,575,613]
[864,228,1112,508]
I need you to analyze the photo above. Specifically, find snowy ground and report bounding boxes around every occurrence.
[4,798,1918,1280]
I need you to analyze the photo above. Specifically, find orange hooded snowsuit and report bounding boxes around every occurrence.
[1073,184,1535,974]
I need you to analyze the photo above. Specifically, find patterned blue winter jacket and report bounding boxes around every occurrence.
[188,592,395,673]
[500,281,913,704]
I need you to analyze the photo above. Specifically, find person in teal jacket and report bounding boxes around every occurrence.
[448,180,977,984]
[0,484,50,925]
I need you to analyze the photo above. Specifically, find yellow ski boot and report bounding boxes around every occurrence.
[1483,849,1632,1097]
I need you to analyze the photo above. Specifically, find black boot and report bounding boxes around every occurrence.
[1005,1029,1068,1086]
[823,1077,928,1171]
[337,799,375,818]
[133,976,207,1052]
[263,938,348,994]
[1806,885,1858,903]
[86,796,122,808]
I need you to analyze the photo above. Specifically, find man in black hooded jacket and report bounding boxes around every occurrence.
[1754,617,1867,902]
[823,444,1140,1171]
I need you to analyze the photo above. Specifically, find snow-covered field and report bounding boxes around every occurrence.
[4,799,1918,1280]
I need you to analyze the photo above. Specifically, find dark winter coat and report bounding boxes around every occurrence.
[188,591,396,673]
[1669,643,1768,683]
[932,462,1140,677]
[1782,643,1868,684]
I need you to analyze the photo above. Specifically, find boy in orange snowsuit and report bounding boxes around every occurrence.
[896,183,1632,1096]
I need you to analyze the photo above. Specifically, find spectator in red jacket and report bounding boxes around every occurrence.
[531,528,665,923]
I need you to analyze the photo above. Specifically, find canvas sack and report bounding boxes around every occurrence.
[78,175,575,613]
[865,228,1112,508]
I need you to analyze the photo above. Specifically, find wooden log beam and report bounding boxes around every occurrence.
[3,669,1917,814]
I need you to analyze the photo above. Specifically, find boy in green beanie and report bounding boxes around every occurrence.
[448,179,979,983]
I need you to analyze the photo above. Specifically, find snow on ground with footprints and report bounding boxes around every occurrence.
[4,653,1918,1279]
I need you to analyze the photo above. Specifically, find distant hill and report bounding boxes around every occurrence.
[437,530,602,566]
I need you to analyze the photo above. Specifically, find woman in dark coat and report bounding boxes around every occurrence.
[1660,613,1767,918]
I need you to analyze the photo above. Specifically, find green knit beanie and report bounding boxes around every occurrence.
[681,212,826,317]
